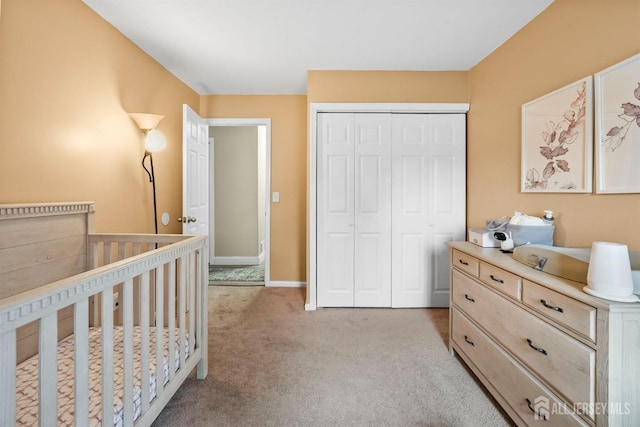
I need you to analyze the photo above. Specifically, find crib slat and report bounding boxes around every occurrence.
[90,241,98,269]
[74,299,89,427]
[123,278,134,426]
[179,255,187,369]
[140,271,151,414]
[0,330,17,426]
[101,287,114,427]
[188,253,196,355]
[103,241,111,266]
[168,260,176,379]
[39,312,58,427]
[196,248,208,380]
[118,242,125,262]
[155,265,165,397]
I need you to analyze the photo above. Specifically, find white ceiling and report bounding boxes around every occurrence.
[82,0,554,95]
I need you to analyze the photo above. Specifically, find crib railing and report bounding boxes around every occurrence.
[0,233,208,427]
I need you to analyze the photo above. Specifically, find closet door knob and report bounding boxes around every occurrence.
[178,216,197,223]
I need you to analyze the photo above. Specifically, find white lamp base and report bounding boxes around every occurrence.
[583,286,639,303]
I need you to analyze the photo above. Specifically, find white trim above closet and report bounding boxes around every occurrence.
[307,103,470,311]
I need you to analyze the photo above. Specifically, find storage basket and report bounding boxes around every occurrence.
[487,219,555,246]
[508,224,554,247]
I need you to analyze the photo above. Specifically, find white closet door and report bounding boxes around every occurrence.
[354,114,391,307]
[317,113,355,307]
[428,114,466,307]
[318,112,465,308]
[391,114,465,307]
[317,113,392,307]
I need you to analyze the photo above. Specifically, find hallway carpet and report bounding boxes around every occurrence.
[209,264,265,285]
[152,286,513,427]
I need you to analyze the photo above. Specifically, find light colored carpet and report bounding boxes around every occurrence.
[209,264,265,285]
[152,286,513,427]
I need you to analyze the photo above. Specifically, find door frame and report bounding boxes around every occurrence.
[307,103,470,311]
[207,118,272,287]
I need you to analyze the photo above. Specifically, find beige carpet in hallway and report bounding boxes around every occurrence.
[152,286,513,427]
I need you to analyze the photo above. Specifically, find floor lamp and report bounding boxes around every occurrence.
[129,113,167,234]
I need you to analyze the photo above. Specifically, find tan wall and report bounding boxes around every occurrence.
[307,70,469,103]
[468,0,640,250]
[211,126,259,257]
[0,0,199,233]
[201,95,308,282]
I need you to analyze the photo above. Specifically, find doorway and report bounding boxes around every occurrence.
[207,118,271,286]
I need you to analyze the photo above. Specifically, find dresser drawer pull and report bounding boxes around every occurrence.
[489,274,504,284]
[464,294,475,302]
[458,259,469,266]
[526,398,548,421]
[526,338,548,355]
[464,335,475,346]
[540,299,564,313]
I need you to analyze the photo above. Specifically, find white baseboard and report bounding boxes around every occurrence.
[213,256,260,266]
[267,281,306,288]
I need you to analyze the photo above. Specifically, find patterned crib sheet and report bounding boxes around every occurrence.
[16,326,189,426]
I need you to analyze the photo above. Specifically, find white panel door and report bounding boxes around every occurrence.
[317,113,392,307]
[182,104,209,236]
[391,114,465,307]
[317,113,355,307]
[354,114,391,307]
[428,114,466,306]
[391,114,430,307]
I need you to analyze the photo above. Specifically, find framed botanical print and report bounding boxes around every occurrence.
[521,76,593,193]
[594,54,640,193]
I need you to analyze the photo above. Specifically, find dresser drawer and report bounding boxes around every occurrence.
[451,269,595,409]
[452,249,479,277]
[479,261,521,300]
[451,308,588,427]
[451,269,486,316]
[523,280,596,342]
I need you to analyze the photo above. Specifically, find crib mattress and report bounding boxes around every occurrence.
[16,326,188,426]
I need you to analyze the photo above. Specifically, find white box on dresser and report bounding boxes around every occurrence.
[447,241,640,427]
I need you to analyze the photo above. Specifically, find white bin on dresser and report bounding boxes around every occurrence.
[447,241,640,427]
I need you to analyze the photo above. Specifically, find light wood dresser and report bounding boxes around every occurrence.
[447,241,640,426]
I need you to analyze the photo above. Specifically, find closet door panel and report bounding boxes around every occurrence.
[354,114,391,307]
[428,114,466,306]
[317,113,355,307]
[431,230,456,304]
[323,231,354,298]
[429,114,466,226]
[398,233,427,292]
[391,114,431,308]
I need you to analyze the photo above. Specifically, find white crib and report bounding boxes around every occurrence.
[0,202,208,426]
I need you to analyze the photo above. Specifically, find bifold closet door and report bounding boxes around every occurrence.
[391,113,466,308]
[317,113,392,307]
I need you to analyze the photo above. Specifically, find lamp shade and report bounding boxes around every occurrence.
[145,129,167,153]
[584,241,638,302]
[129,113,165,130]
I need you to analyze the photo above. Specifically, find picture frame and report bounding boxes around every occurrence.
[521,76,593,193]
[594,54,640,194]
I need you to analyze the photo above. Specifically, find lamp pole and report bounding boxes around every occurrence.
[142,152,159,234]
